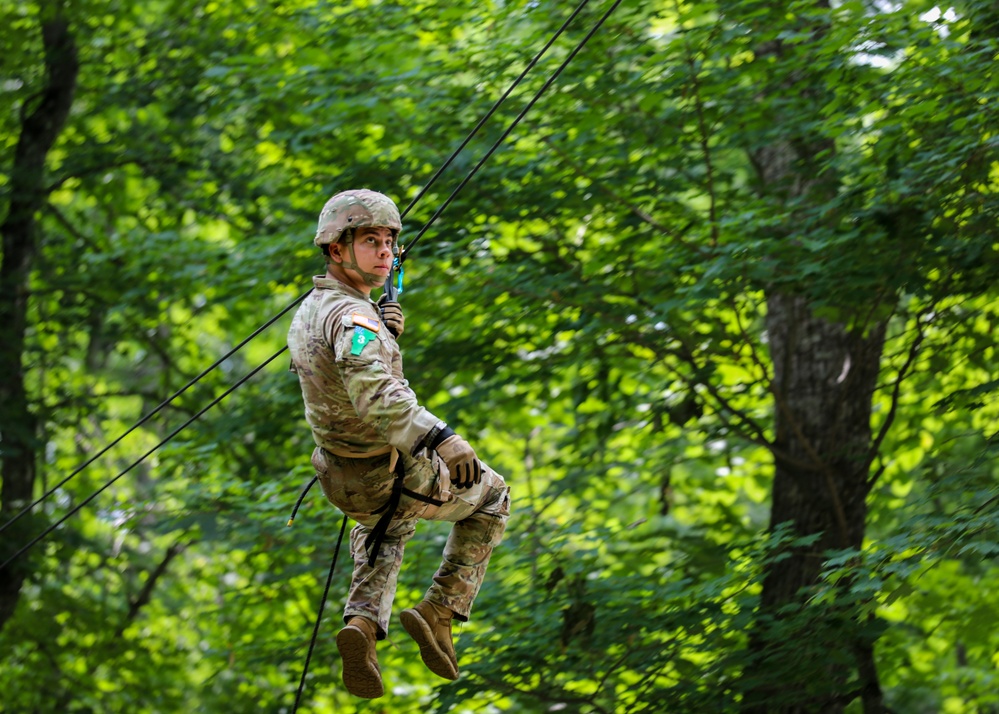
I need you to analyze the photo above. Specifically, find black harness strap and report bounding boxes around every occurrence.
[365,455,445,567]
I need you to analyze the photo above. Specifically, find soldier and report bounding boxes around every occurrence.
[287,189,511,699]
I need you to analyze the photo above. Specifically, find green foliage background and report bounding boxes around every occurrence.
[0,0,996,712]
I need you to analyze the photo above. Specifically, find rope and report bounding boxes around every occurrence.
[292,513,349,713]
[400,0,625,264]
[397,0,593,220]
[287,476,320,527]
[0,347,287,571]
[0,295,308,537]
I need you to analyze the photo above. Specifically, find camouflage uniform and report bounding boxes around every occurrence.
[288,276,510,639]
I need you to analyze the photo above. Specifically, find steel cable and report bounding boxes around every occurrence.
[291,514,349,713]
[0,348,287,571]
[400,0,625,262]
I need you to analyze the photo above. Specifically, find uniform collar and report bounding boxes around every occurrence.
[312,274,372,302]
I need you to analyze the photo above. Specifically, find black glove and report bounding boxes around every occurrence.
[377,294,404,338]
[435,434,482,489]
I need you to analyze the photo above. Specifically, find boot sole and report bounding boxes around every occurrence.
[400,608,459,680]
[336,626,384,699]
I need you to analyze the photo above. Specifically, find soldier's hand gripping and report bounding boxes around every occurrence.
[435,434,482,489]
[377,294,404,338]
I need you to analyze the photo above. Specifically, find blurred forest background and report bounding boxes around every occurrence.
[1,0,997,712]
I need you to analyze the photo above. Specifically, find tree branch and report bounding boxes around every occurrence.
[680,31,720,248]
[113,539,187,639]
[864,306,933,491]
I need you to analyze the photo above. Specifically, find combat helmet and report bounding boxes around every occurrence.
[315,189,402,246]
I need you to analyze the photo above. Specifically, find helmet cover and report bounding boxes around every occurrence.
[314,189,402,247]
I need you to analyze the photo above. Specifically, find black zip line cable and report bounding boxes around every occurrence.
[0,297,308,537]
[396,0,593,221]
[292,513,348,713]
[399,0,626,265]
[0,348,287,572]
[0,0,591,539]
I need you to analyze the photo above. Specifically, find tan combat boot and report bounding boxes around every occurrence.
[400,600,459,680]
[336,615,384,698]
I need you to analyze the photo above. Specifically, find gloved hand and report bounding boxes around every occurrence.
[435,434,482,489]
[377,294,404,338]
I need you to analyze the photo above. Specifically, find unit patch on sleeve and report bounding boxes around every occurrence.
[350,326,377,356]
[352,313,381,333]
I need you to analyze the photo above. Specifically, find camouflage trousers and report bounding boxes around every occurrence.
[312,445,511,639]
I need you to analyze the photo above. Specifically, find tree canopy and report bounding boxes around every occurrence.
[1,0,997,712]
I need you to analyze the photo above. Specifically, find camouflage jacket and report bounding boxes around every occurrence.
[287,276,445,457]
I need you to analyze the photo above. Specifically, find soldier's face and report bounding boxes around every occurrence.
[329,226,396,294]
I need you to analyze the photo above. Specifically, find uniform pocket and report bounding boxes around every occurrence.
[311,447,345,506]
[313,447,394,518]
[394,450,452,520]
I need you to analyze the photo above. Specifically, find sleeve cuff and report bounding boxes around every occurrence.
[425,422,454,450]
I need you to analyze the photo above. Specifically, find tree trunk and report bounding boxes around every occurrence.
[764,293,883,598]
[740,16,891,708]
[743,292,887,713]
[0,2,78,631]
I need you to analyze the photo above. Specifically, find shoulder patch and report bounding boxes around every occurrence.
[350,326,377,356]
[352,313,381,333]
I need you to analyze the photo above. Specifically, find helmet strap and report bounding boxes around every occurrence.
[334,228,384,287]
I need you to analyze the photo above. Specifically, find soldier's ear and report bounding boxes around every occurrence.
[328,242,344,264]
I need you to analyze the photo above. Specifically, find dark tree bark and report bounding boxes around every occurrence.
[0,1,78,631]
[764,293,885,599]
[744,291,887,713]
